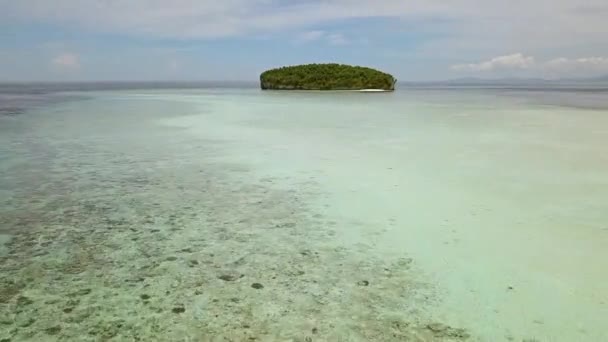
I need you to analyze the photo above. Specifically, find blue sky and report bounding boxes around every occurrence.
[1,0,608,81]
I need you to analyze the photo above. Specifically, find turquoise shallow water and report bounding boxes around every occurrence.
[1,86,607,341]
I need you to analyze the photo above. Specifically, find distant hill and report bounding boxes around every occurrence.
[586,75,608,82]
[401,75,608,87]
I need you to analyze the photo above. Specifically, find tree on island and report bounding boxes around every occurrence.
[260,64,397,91]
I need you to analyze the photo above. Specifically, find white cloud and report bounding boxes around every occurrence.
[295,30,325,43]
[327,33,348,46]
[3,0,607,46]
[451,53,535,72]
[51,53,80,70]
[545,57,608,70]
[542,57,608,76]
[2,1,608,80]
[452,54,608,77]
[294,31,349,46]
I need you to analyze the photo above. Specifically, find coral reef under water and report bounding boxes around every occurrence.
[0,159,469,341]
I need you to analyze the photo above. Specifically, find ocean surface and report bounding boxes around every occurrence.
[1,83,607,341]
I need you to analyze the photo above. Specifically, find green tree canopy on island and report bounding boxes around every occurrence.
[260,63,397,91]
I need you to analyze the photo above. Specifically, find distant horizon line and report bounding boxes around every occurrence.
[1,77,607,84]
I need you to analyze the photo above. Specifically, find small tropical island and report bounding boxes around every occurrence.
[260,63,397,91]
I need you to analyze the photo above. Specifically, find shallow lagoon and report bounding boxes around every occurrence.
[1,86,607,341]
